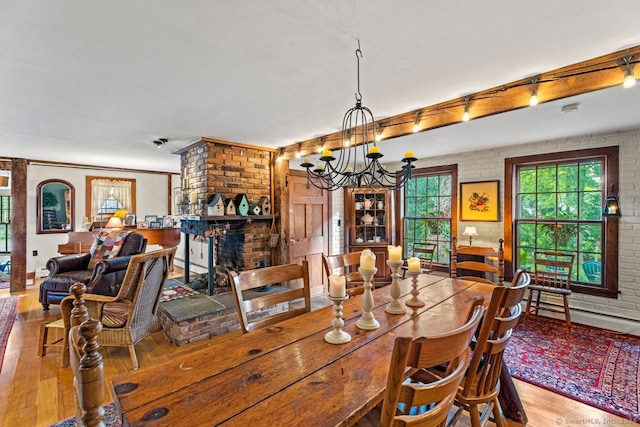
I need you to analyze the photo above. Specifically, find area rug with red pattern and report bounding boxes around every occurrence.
[0,296,18,373]
[504,315,640,422]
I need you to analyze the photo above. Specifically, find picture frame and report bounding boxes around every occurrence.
[123,213,136,227]
[173,187,182,215]
[144,215,157,223]
[162,216,175,228]
[459,180,500,222]
[136,221,148,229]
[149,220,162,229]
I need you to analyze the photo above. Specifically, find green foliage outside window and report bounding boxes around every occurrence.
[404,173,452,264]
[516,160,603,285]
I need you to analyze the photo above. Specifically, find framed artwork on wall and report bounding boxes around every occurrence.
[459,180,500,221]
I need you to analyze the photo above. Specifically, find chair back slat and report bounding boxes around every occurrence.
[230,261,312,333]
[322,252,364,297]
[534,251,575,290]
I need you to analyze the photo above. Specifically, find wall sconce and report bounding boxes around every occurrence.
[623,55,636,89]
[462,226,479,245]
[602,184,621,216]
[462,96,471,122]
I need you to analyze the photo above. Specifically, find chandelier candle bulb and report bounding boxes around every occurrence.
[321,149,332,158]
[404,151,414,159]
[388,245,402,262]
[360,249,376,270]
[329,275,346,298]
[368,146,380,154]
[407,256,421,273]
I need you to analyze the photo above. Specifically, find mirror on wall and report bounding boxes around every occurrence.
[37,179,75,234]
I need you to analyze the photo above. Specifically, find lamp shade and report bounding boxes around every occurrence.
[105,216,123,229]
[462,226,479,237]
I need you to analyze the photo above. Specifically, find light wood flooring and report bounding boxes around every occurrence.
[0,279,636,427]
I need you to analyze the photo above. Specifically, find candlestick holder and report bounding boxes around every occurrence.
[324,295,351,344]
[385,260,405,314]
[356,267,380,330]
[405,271,425,307]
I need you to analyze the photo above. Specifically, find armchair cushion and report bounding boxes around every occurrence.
[101,301,130,328]
[88,230,133,269]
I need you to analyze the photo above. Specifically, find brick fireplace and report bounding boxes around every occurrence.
[177,138,277,292]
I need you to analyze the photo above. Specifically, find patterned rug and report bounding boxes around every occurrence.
[0,296,18,373]
[160,283,199,302]
[49,402,121,426]
[505,315,640,422]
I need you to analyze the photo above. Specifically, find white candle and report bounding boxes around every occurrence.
[360,249,376,270]
[388,245,402,262]
[190,191,198,205]
[329,275,346,298]
[407,256,421,273]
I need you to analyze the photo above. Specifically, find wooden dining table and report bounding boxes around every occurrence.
[110,274,526,426]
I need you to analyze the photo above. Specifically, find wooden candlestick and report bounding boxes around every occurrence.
[385,260,405,314]
[405,271,425,307]
[356,267,380,330]
[324,295,351,344]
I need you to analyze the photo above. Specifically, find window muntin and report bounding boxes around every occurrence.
[404,173,452,265]
[515,160,605,287]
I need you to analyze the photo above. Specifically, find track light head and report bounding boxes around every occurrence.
[153,138,168,148]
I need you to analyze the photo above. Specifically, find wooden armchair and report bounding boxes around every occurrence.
[61,247,176,370]
[449,275,529,427]
[229,260,312,333]
[526,251,575,331]
[322,251,365,297]
[450,236,504,286]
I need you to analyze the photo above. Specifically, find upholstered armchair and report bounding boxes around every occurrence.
[39,230,147,310]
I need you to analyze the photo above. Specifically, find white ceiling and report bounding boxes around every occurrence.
[1,1,640,173]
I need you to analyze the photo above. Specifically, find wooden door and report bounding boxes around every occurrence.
[287,170,329,296]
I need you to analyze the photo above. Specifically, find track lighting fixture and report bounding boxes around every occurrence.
[153,138,168,148]
[529,78,539,106]
[412,111,421,133]
[623,55,636,89]
[462,96,471,122]
[375,123,382,142]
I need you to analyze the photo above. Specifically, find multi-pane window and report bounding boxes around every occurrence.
[0,195,10,253]
[508,146,619,297]
[404,172,452,265]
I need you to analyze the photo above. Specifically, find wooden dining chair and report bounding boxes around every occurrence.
[322,252,365,297]
[401,242,436,279]
[449,276,529,427]
[525,251,575,331]
[369,298,485,426]
[229,260,312,333]
[450,236,504,286]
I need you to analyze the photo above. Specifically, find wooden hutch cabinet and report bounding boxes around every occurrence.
[345,187,393,284]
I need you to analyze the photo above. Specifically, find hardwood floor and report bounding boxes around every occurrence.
[0,281,636,427]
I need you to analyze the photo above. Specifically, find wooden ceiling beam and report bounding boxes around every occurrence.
[279,44,640,160]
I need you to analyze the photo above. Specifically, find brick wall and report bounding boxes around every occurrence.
[384,128,640,332]
[180,139,274,282]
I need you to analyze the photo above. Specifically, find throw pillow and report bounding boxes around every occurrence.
[88,230,133,269]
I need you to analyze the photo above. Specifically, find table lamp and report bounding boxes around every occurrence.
[105,215,124,229]
[462,226,479,245]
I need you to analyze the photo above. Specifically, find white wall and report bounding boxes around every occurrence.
[385,127,640,334]
[28,164,178,274]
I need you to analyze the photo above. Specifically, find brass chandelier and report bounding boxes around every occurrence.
[301,42,417,191]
